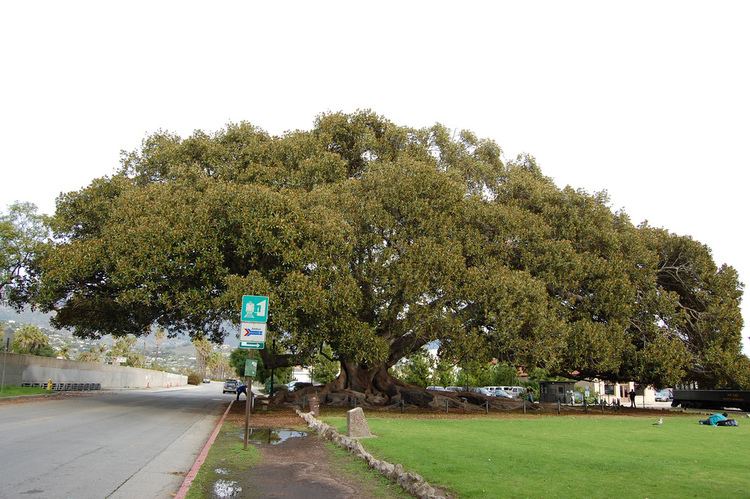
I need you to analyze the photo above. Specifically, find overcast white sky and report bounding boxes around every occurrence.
[1,1,748,353]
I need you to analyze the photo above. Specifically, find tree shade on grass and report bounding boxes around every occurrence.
[324,414,750,498]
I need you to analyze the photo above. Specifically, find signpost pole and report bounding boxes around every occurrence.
[1,338,9,393]
[239,295,267,450]
[244,374,251,450]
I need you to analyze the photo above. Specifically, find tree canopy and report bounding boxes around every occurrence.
[1,202,48,305]
[10,324,55,357]
[29,111,747,397]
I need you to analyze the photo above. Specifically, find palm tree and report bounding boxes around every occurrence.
[154,327,166,361]
[11,324,54,356]
[57,342,72,360]
[192,337,213,377]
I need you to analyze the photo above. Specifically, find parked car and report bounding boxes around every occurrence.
[655,389,673,402]
[222,379,239,394]
[426,386,446,391]
[483,386,516,398]
[444,386,464,392]
[202,378,211,383]
[498,386,526,398]
[287,381,313,392]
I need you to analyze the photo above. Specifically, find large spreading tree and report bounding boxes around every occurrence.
[28,111,748,404]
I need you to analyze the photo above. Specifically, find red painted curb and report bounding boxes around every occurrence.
[174,399,235,499]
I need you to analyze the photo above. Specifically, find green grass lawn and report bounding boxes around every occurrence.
[324,414,750,498]
[0,385,49,397]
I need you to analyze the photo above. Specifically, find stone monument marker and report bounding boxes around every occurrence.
[347,407,372,438]
[308,394,320,416]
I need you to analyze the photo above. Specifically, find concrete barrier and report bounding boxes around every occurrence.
[1,353,187,389]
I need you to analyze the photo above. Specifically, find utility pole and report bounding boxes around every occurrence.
[1,328,15,393]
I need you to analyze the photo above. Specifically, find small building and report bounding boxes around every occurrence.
[539,381,577,403]
[576,379,656,406]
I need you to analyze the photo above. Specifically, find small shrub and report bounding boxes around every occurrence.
[187,372,202,385]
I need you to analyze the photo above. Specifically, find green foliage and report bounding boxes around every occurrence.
[310,344,340,384]
[0,385,49,397]
[431,356,457,387]
[76,345,105,363]
[105,335,144,367]
[108,335,136,359]
[186,371,202,385]
[27,112,747,390]
[491,362,520,386]
[0,202,49,305]
[192,336,213,375]
[57,342,72,360]
[392,350,433,387]
[10,324,54,357]
[228,347,291,383]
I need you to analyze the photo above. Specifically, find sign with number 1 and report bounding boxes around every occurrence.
[241,295,269,323]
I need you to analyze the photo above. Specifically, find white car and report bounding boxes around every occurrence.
[494,389,514,399]
[483,386,516,398]
[655,389,673,402]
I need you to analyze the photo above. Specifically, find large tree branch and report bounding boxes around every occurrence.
[258,348,306,370]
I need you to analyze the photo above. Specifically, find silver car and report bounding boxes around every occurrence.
[222,379,239,394]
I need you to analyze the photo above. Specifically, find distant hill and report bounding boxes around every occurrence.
[1,305,239,348]
[0,305,52,328]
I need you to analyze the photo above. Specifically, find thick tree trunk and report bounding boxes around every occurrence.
[323,360,435,407]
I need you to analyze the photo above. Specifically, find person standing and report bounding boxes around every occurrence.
[629,388,637,408]
[236,383,247,401]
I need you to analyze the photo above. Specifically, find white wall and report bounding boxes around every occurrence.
[1,353,186,389]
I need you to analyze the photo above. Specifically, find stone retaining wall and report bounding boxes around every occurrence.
[296,409,447,499]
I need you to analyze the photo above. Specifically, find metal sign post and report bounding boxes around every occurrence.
[240,296,266,450]
[242,358,258,450]
[1,337,9,393]
[243,374,252,450]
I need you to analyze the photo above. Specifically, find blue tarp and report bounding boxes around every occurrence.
[700,413,728,425]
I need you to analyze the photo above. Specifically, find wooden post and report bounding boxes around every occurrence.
[557,400,561,415]
[485,400,489,414]
[445,399,449,414]
[523,398,527,414]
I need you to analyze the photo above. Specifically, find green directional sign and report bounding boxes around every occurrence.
[239,341,265,350]
[241,295,269,323]
[244,359,258,377]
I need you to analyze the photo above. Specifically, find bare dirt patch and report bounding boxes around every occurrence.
[223,402,405,498]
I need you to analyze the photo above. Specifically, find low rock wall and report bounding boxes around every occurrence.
[296,409,447,499]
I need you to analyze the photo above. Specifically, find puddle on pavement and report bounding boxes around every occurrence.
[212,479,242,498]
[238,428,309,445]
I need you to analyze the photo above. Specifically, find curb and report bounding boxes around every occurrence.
[174,399,235,499]
[296,410,447,499]
[0,392,66,402]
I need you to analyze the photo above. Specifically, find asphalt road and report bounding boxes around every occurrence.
[0,383,230,499]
